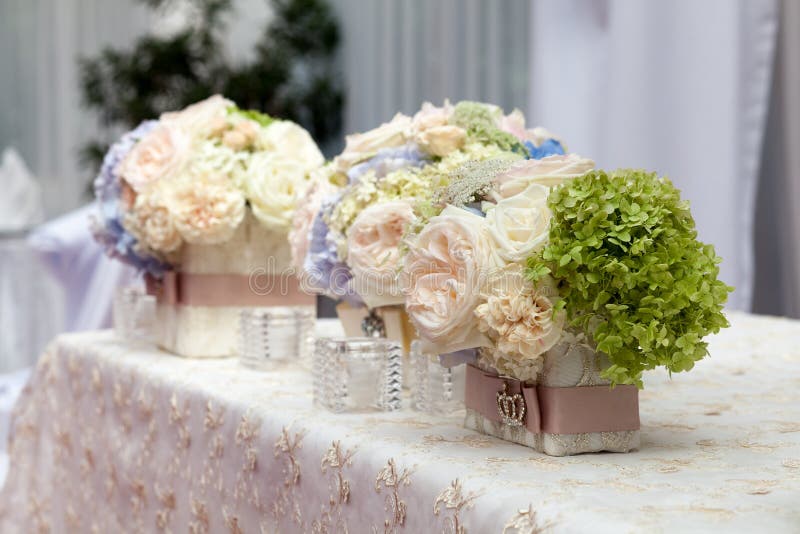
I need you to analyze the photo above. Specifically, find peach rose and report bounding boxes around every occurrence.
[475,271,564,380]
[346,200,416,308]
[403,206,497,354]
[117,121,191,192]
[492,154,595,198]
[484,183,551,264]
[124,188,183,254]
[161,94,232,133]
[166,176,246,245]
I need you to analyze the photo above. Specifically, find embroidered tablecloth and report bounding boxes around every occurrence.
[1,312,799,533]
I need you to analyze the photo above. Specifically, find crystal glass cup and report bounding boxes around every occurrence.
[113,286,156,345]
[411,340,465,415]
[313,337,402,412]
[239,307,299,370]
[294,306,316,370]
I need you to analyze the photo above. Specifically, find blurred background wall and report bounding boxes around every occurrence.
[0,0,798,329]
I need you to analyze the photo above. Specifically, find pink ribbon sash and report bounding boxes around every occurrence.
[465,364,640,435]
[145,272,315,307]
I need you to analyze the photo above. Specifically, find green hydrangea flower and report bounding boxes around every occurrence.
[526,169,732,387]
[450,101,528,155]
[228,105,274,127]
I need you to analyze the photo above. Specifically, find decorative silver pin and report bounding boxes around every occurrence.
[496,382,526,427]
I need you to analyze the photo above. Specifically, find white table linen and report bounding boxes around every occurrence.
[1,313,798,533]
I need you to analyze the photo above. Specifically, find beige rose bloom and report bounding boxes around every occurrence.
[124,188,182,254]
[484,183,551,264]
[403,206,497,354]
[165,175,246,245]
[346,200,416,307]
[333,113,412,173]
[475,271,564,379]
[416,125,466,157]
[492,154,595,198]
[117,121,191,193]
[160,94,232,133]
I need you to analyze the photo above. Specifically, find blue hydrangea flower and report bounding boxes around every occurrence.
[91,120,169,278]
[525,139,565,160]
[347,144,428,184]
[302,194,363,306]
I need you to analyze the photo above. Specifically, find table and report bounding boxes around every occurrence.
[1,313,799,533]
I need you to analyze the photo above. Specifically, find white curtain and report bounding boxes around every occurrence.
[753,0,800,317]
[331,0,530,135]
[528,0,779,311]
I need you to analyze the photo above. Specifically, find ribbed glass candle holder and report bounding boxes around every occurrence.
[239,307,298,370]
[113,286,156,344]
[313,337,402,412]
[411,340,465,415]
[295,306,316,370]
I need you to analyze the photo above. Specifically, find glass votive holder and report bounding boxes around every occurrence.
[295,306,316,370]
[313,337,402,413]
[113,286,156,344]
[239,307,298,370]
[411,340,466,415]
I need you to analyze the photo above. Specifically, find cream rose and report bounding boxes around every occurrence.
[416,125,466,157]
[346,200,415,308]
[484,183,551,265]
[289,165,337,272]
[165,176,246,245]
[333,113,412,173]
[244,152,310,230]
[492,154,595,198]
[160,94,232,133]
[475,272,564,380]
[403,206,497,354]
[117,121,191,192]
[256,121,324,171]
[411,101,452,132]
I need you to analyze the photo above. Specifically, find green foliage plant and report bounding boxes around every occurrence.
[526,169,732,387]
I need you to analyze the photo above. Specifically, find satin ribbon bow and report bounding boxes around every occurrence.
[465,364,640,435]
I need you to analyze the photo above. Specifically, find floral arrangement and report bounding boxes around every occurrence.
[93,95,324,277]
[289,101,565,308]
[402,158,732,386]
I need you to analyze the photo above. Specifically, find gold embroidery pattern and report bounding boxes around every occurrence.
[433,479,479,534]
[374,458,413,533]
[312,441,356,534]
[502,505,550,534]
[273,426,307,529]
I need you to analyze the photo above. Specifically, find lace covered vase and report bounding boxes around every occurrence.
[152,212,315,358]
[464,339,641,456]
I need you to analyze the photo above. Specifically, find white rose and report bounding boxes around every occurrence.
[244,152,310,230]
[346,200,415,308]
[256,120,324,171]
[492,154,595,198]
[484,183,551,265]
[117,121,191,192]
[165,175,246,245]
[333,113,412,173]
[403,206,497,354]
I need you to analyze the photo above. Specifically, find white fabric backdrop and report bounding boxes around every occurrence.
[527,0,779,311]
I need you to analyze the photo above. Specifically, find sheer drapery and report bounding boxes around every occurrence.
[527,0,780,312]
[753,0,800,318]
